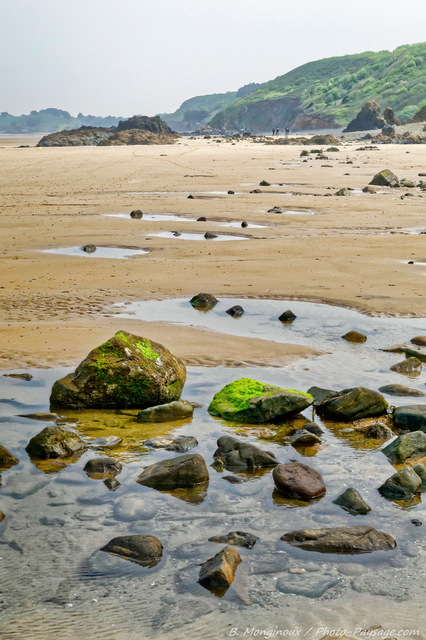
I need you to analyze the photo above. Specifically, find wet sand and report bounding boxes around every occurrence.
[0,134,425,368]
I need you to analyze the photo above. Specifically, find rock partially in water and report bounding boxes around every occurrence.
[81,244,97,253]
[390,357,422,376]
[130,209,143,219]
[91,435,122,448]
[198,545,241,592]
[393,405,426,432]
[189,293,218,310]
[336,188,350,196]
[214,435,278,469]
[136,453,209,489]
[273,462,326,500]
[411,336,426,347]
[137,400,194,423]
[307,386,336,406]
[25,425,86,459]
[104,477,121,491]
[333,488,371,515]
[208,531,258,549]
[303,421,324,435]
[83,457,122,478]
[412,463,426,488]
[381,343,426,363]
[378,384,425,398]
[208,377,313,424]
[143,434,198,452]
[316,387,388,421]
[3,373,33,381]
[341,331,367,343]
[382,431,426,464]
[50,331,186,409]
[278,310,297,323]
[0,445,19,470]
[100,534,163,567]
[19,412,60,421]
[378,467,422,499]
[362,186,377,193]
[226,305,245,318]
[365,422,394,440]
[204,232,218,239]
[281,526,396,554]
[290,429,321,447]
[369,169,399,187]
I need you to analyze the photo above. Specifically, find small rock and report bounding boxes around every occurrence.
[100,534,163,567]
[104,478,120,491]
[365,422,394,439]
[226,305,244,318]
[241,221,248,228]
[114,494,157,521]
[281,526,396,553]
[204,231,218,239]
[25,425,86,459]
[137,400,194,423]
[222,475,245,484]
[91,436,122,448]
[3,373,33,381]
[214,435,278,469]
[190,293,218,310]
[290,429,321,447]
[197,216,207,222]
[143,434,198,453]
[273,462,326,500]
[198,546,241,592]
[208,531,258,549]
[81,244,97,253]
[259,180,270,186]
[172,231,181,237]
[390,357,422,376]
[19,412,60,421]
[378,384,425,398]
[333,488,371,515]
[0,445,19,470]
[227,190,235,195]
[369,169,399,187]
[411,519,422,526]
[362,186,376,193]
[276,574,340,598]
[83,457,122,477]
[393,405,426,432]
[250,189,262,194]
[303,421,324,435]
[382,431,426,463]
[378,467,422,499]
[341,331,367,343]
[130,210,143,219]
[137,453,209,489]
[411,336,426,347]
[0,511,5,522]
[278,310,297,322]
[307,386,336,405]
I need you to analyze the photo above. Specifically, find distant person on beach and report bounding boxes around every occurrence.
[276,127,280,136]
[272,128,275,136]
[285,127,290,136]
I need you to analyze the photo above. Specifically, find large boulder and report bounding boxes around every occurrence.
[198,546,241,592]
[213,435,278,469]
[378,467,422,499]
[369,169,399,187]
[100,534,163,567]
[0,445,19,470]
[25,425,86,459]
[281,526,396,554]
[343,100,386,133]
[393,405,426,432]
[208,378,313,424]
[136,453,208,489]
[273,462,326,500]
[50,331,186,409]
[382,431,426,464]
[137,400,193,423]
[316,387,388,421]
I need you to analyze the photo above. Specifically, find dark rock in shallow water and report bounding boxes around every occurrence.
[25,425,86,459]
[222,475,245,484]
[382,431,426,464]
[307,386,336,406]
[290,429,321,447]
[316,387,388,421]
[137,400,194,423]
[208,377,313,424]
[204,231,218,239]
[390,357,422,376]
[333,488,371,515]
[83,457,122,477]
[341,331,367,343]
[241,221,248,228]
[411,518,423,526]
[393,405,426,432]
[81,244,97,253]
[378,467,422,499]
[143,434,198,453]
[198,546,241,592]
[3,373,33,381]
[273,462,326,500]
[196,216,207,221]
[303,421,324,435]
[130,209,143,219]
[378,384,425,398]
[189,293,218,310]
[278,310,297,322]
[412,464,426,487]
[136,453,209,489]
[0,445,19,470]
[50,331,186,410]
[281,526,396,554]
[369,169,399,187]
[226,305,245,318]
[214,435,278,469]
[365,422,394,439]
[104,477,121,491]
[208,531,258,549]
[411,336,426,347]
[100,534,163,567]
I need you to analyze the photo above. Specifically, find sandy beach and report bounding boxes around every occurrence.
[0,134,425,368]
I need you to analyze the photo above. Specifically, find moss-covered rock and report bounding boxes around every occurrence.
[208,378,313,424]
[378,467,422,500]
[382,431,426,464]
[369,169,399,187]
[50,331,186,409]
[25,425,86,459]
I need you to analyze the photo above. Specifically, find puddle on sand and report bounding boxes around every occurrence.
[146,231,248,241]
[269,208,316,215]
[0,356,425,639]
[105,213,199,222]
[42,246,149,259]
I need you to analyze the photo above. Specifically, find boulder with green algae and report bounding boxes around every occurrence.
[25,425,86,459]
[369,169,399,187]
[208,378,313,424]
[50,331,186,409]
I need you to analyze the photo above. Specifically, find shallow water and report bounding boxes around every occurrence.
[105,213,199,222]
[145,232,248,241]
[42,246,149,260]
[1,299,426,640]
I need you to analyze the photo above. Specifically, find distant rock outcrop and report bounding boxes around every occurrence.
[344,100,386,132]
[409,105,426,123]
[37,115,178,147]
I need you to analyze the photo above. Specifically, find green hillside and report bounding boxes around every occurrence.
[0,108,122,134]
[210,43,426,132]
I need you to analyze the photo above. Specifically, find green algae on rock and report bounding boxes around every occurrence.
[25,425,86,459]
[208,378,313,424]
[50,331,186,409]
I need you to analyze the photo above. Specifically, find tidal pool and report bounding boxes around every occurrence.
[145,232,248,241]
[42,246,149,260]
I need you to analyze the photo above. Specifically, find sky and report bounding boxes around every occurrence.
[1,0,426,117]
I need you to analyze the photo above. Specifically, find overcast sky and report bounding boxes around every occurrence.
[1,0,426,117]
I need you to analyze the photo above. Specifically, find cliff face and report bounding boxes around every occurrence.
[37,116,178,147]
[409,105,426,123]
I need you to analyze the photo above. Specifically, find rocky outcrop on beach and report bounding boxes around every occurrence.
[343,101,402,133]
[409,105,426,123]
[37,115,178,146]
[50,331,186,409]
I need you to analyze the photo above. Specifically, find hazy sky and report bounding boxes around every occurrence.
[1,0,426,117]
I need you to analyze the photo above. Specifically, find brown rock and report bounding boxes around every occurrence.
[198,546,241,591]
[136,453,208,489]
[273,462,326,500]
[411,336,426,347]
[341,331,367,343]
[100,534,163,567]
[281,526,396,554]
[0,511,5,523]
[0,445,19,470]
[390,357,422,376]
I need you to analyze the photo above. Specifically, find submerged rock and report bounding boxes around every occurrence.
[208,377,313,424]
[273,462,326,500]
[100,534,163,567]
[136,453,208,489]
[281,526,396,554]
[378,467,422,499]
[91,435,122,448]
[333,488,371,515]
[369,169,399,187]
[290,429,321,447]
[365,422,394,439]
[382,431,426,464]
[143,434,198,453]
[198,546,241,591]
[316,387,388,421]
[393,405,426,432]
[137,400,194,423]
[341,331,367,343]
[226,305,245,318]
[208,531,258,549]
[213,435,278,469]
[0,445,19,470]
[276,573,340,598]
[83,457,122,477]
[50,331,186,410]
[378,384,425,398]
[390,357,422,376]
[189,293,218,310]
[25,425,86,459]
